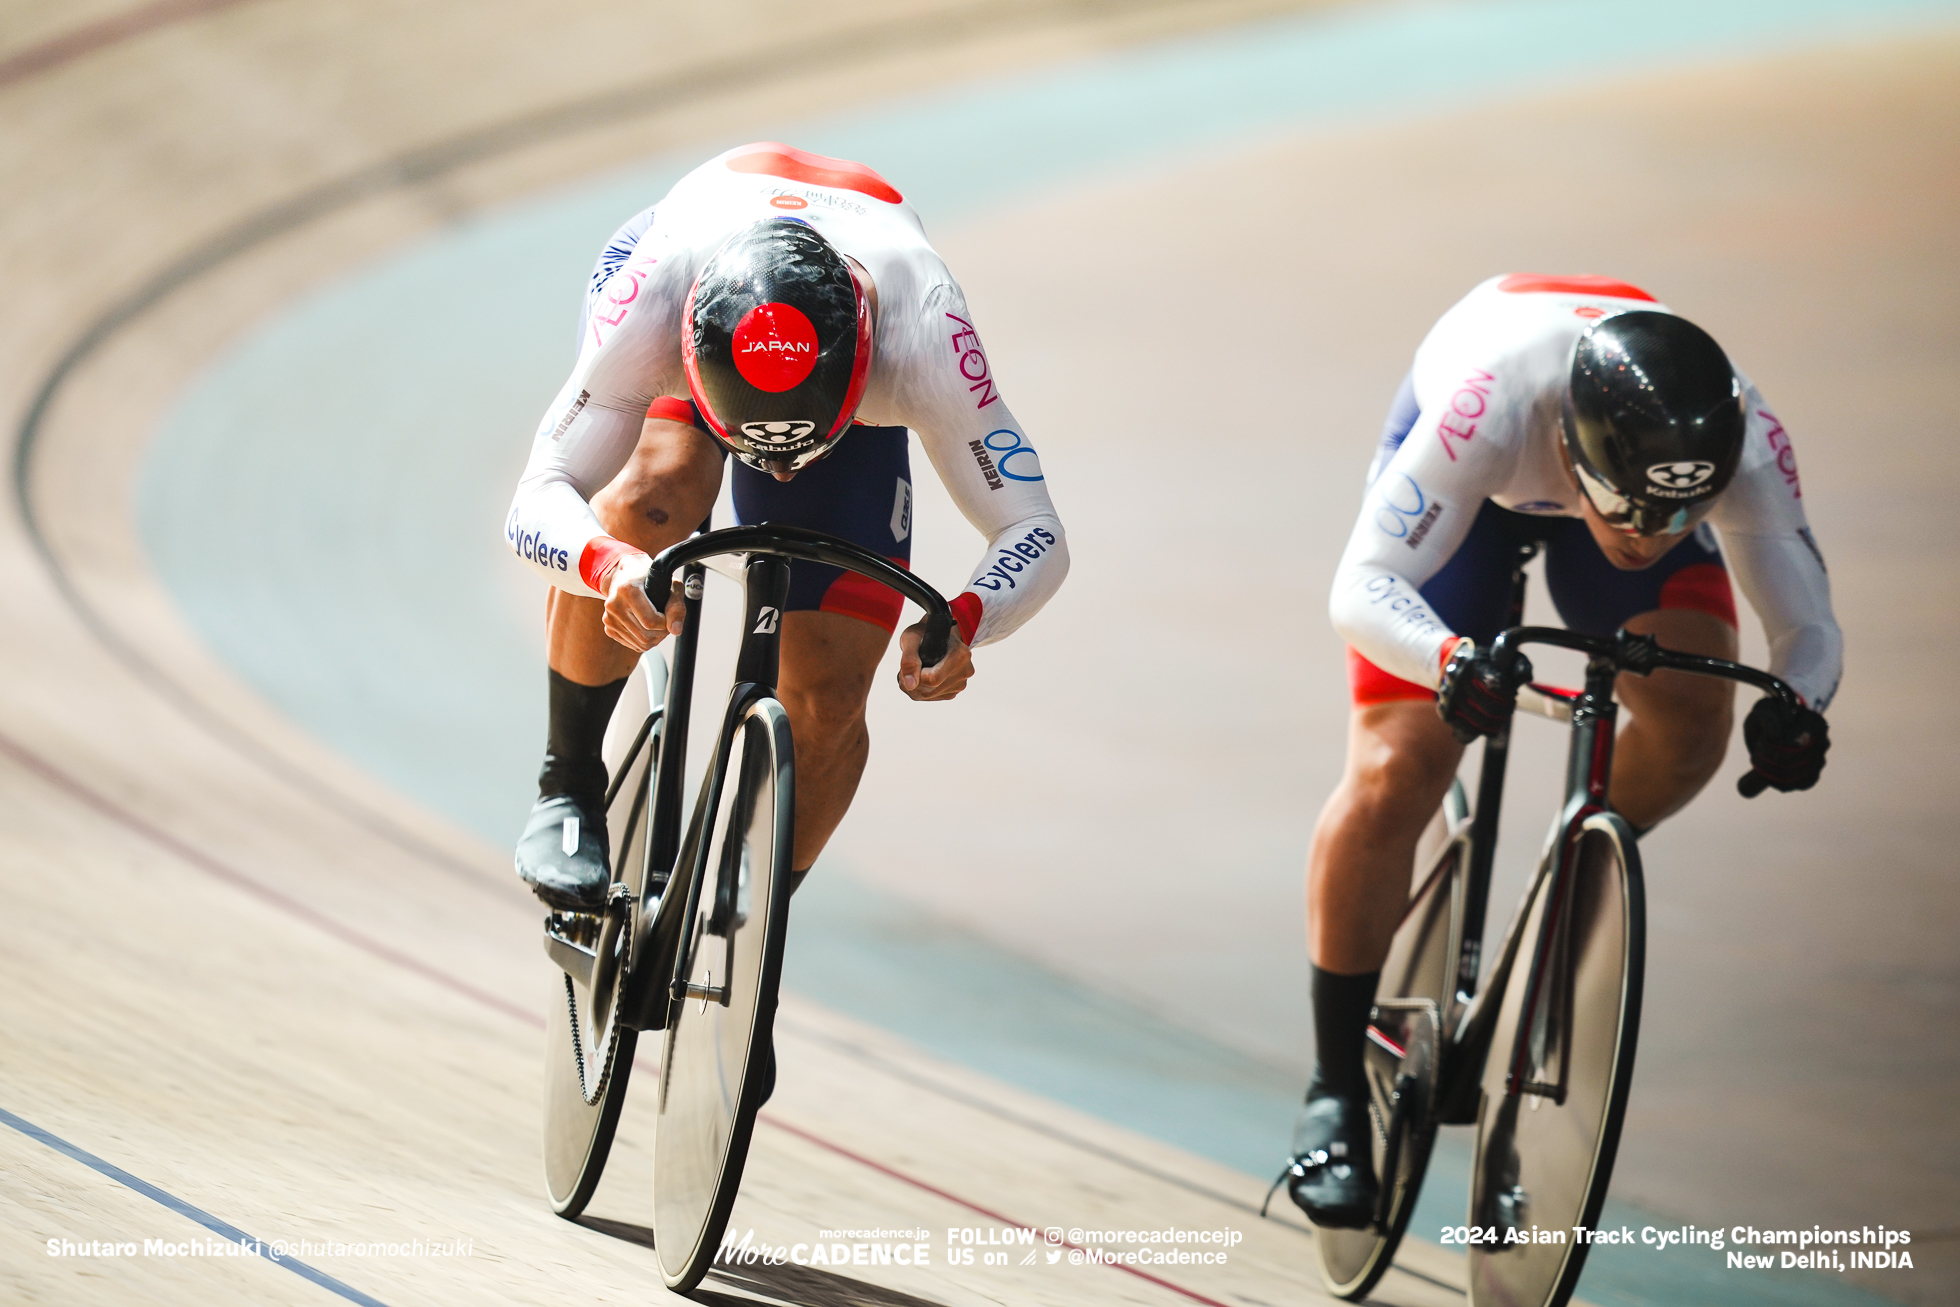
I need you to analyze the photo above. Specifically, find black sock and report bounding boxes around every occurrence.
[538,669,628,802]
[1307,965,1380,1101]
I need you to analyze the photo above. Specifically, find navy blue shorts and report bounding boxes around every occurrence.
[730,424,914,633]
[1351,374,1736,704]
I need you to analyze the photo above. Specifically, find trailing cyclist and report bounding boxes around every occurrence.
[503,143,1068,911]
[1286,275,1840,1227]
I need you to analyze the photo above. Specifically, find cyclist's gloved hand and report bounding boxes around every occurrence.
[1740,697,1829,794]
[1436,637,1533,744]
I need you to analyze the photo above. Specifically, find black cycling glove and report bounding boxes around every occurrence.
[1740,697,1829,794]
[1436,638,1533,744]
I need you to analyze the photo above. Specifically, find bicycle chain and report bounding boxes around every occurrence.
[562,971,621,1107]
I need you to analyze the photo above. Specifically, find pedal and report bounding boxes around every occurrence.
[672,976,728,1006]
[545,910,601,950]
[1493,1183,1530,1246]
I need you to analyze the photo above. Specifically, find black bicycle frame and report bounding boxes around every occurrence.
[1451,542,1541,1016]
[617,524,954,1032]
[1437,549,1801,1112]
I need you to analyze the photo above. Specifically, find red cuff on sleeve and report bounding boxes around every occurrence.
[1348,647,1432,707]
[646,395,703,428]
[949,593,983,646]
[578,536,647,595]
[1439,635,1467,673]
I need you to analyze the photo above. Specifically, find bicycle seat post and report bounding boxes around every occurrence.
[734,555,791,695]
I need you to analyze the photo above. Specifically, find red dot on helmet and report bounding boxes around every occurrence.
[731,303,819,392]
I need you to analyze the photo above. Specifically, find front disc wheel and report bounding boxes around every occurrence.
[1467,814,1644,1307]
[653,700,793,1291]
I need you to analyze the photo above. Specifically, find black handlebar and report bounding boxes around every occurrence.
[1489,625,1802,800]
[644,524,955,667]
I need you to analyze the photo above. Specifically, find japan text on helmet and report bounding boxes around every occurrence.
[683,218,871,474]
[1562,310,1745,536]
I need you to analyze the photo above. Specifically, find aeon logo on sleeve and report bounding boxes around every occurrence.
[740,420,817,445]
[1761,409,1802,498]
[732,303,818,391]
[946,312,1000,409]
[1645,460,1716,497]
[1436,369,1496,461]
[589,255,658,349]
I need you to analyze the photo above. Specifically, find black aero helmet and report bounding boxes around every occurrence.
[1563,310,1746,536]
[683,218,871,474]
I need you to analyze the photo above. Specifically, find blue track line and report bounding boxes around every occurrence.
[2,1105,393,1307]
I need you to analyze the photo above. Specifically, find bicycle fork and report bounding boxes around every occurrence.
[1441,651,1622,1121]
[666,555,791,1013]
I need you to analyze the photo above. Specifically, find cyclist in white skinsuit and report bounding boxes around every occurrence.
[1332,274,1838,705]
[1286,274,1841,1228]
[505,143,1067,912]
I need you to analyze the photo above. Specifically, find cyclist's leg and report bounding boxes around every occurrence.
[518,413,722,907]
[777,614,888,871]
[1293,697,1461,1224]
[546,414,723,685]
[730,425,913,878]
[1295,405,1533,1220]
[1310,500,1532,973]
[1307,702,1462,973]
[1542,522,1739,829]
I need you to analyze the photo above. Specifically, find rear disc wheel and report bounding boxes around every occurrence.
[1315,791,1467,1299]
[542,652,665,1216]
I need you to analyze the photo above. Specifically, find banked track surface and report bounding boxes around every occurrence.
[0,3,1455,1305]
[6,1,1960,1305]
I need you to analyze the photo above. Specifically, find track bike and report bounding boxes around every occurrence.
[537,523,953,1292]
[1308,543,1803,1307]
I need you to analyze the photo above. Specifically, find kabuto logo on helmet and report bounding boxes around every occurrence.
[1646,460,1717,495]
[740,420,817,445]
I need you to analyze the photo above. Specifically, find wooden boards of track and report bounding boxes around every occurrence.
[576,995,1482,1307]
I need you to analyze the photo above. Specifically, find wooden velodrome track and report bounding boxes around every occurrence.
[3,1,1957,1304]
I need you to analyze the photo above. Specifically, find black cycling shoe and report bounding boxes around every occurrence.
[515,793,610,910]
[1285,1089,1379,1229]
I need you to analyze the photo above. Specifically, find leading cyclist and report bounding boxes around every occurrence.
[1285,274,1841,1227]
[503,143,1067,911]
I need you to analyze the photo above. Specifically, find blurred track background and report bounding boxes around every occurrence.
[3,1,1956,1304]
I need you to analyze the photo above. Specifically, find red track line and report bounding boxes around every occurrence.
[0,725,1234,1305]
[0,0,261,90]
[758,1114,1237,1307]
[0,729,540,1029]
